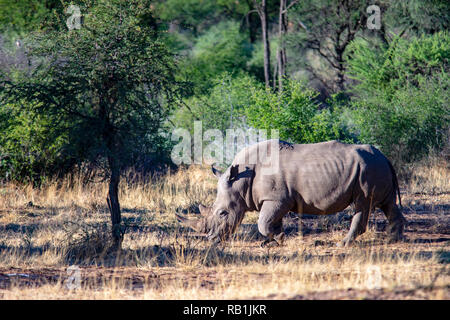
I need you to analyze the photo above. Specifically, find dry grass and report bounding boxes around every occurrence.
[405,156,449,194]
[0,164,448,300]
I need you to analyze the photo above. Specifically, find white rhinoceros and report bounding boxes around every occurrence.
[177,140,406,247]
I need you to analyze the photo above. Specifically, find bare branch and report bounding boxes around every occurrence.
[282,0,300,14]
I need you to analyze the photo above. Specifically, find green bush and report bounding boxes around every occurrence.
[243,79,354,144]
[173,75,354,145]
[178,21,253,94]
[346,32,450,163]
[0,0,179,184]
[0,0,60,36]
[348,32,449,95]
[0,101,70,183]
[172,72,260,133]
[349,75,449,163]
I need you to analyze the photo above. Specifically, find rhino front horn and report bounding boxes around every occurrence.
[175,212,200,231]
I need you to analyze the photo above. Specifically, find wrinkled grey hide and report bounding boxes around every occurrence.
[178,140,406,247]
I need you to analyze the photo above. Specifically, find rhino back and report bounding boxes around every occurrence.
[233,140,394,214]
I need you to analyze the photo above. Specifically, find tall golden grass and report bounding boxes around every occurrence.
[405,156,449,194]
[0,163,448,299]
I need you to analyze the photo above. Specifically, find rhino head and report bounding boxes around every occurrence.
[175,204,214,233]
[176,165,253,242]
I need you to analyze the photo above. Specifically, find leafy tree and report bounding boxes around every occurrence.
[0,100,71,183]
[173,72,260,133]
[384,0,450,35]
[0,0,62,37]
[348,32,449,94]
[0,0,182,246]
[178,20,253,95]
[287,0,368,93]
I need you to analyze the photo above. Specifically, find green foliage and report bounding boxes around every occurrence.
[155,0,252,34]
[0,0,181,183]
[346,32,449,163]
[0,0,61,37]
[384,0,450,35]
[0,101,70,183]
[173,74,355,145]
[349,75,449,164]
[155,0,223,34]
[246,39,275,83]
[243,80,354,144]
[172,72,260,133]
[348,32,450,96]
[179,21,253,94]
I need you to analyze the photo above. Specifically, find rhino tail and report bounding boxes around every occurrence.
[387,159,402,209]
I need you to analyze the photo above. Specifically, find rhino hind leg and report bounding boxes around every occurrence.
[337,209,370,247]
[381,203,406,242]
[258,201,290,247]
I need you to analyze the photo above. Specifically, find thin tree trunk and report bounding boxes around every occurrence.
[107,155,122,248]
[273,57,278,88]
[99,97,123,249]
[255,0,271,88]
[277,0,288,91]
[246,0,257,43]
[335,38,349,92]
[336,52,345,92]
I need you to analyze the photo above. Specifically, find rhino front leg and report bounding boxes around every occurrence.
[337,209,369,247]
[258,201,290,247]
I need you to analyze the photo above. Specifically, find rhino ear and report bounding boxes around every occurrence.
[212,165,222,179]
[228,165,239,181]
